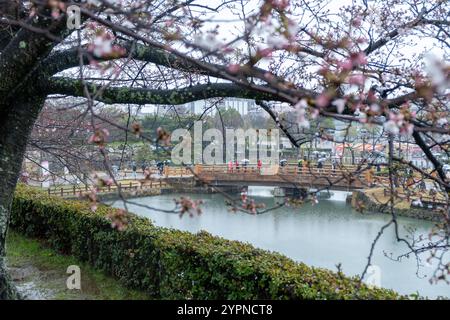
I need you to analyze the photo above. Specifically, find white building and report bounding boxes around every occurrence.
[135,98,266,117]
[184,98,261,116]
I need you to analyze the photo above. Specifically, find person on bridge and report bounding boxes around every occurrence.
[228,161,233,173]
[257,159,262,172]
[242,159,248,171]
[112,164,119,178]
[304,158,309,171]
[156,161,164,175]
[317,159,324,171]
[419,178,426,191]
[331,159,337,171]
[235,160,240,172]
[132,164,137,180]
[297,158,303,173]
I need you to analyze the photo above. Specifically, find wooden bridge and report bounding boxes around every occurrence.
[46,164,382,196]
[191,164,385,191]
[45,164,448,208]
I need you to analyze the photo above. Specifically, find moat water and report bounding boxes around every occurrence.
[111,187,449,298]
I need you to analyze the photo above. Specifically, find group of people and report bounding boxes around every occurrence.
[227,160,263,173]
[225,158,338,173]
[110,160,170,180]
[156,161,169,175]
[296,157,328,171]
[111,163,140,179]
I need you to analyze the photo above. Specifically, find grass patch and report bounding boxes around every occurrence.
[6,231,151,300]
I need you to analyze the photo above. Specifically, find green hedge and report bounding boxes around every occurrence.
[10,184,401,299]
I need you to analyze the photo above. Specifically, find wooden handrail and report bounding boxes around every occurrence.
[47,179,171,196]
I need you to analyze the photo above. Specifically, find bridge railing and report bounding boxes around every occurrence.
[194,164,391,188]
[195,163,366,171]
[195,164,378,176]
[47,179,170,197]
[164,166,193,177]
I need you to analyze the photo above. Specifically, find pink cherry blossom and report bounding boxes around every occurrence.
[352,17,362,28]
[348,74,366,86]
[227,64,241,73]
[337,59,353,71]
[352,52,368,66]
[315,93,330,108]
[258,48,273,58]
[271,0,290,10]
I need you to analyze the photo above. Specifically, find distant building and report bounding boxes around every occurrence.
[134,98,266,118]
[185,98,260,116]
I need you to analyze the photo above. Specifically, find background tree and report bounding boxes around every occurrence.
[214,107,244,129]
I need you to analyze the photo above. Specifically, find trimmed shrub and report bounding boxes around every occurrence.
[10,184,401,299]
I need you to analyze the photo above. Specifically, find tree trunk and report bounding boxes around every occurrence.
[0,97,44,299]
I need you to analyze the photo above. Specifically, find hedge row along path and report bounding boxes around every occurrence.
[10,184,405,299]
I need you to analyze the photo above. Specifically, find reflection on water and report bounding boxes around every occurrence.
[111,187,449,298]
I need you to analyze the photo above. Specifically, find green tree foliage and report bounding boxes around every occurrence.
[214,107,244,129]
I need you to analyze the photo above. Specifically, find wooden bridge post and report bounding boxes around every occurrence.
[164,166,169,177]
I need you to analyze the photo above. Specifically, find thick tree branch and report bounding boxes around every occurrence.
[45,77,285,105]
[39,41,303,94]
[40,42,223,78]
